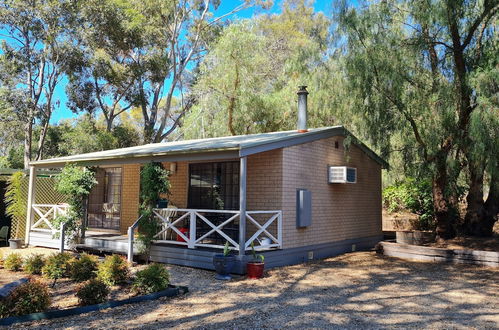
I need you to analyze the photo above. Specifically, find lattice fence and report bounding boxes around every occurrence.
[10,176,67,240]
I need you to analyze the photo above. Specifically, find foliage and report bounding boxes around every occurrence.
[0,280,50,318]
[132,263,170,295]
[335,0,498,238]
[24,254,46,275]
[223,241,231,257]
[70,253,98,282]
[97,254,130,286]
[4,171,25,238]
[76,279,109,305]
[383,178,436,231]
[250,242,265,263]
[42,253,73,284]
[54,164,97,244]
[182,0,331,139]
[138,162,170,259]
[4,253,23,271]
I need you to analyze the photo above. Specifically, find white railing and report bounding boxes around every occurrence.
[31,204,69,233]
[151,208,282,251]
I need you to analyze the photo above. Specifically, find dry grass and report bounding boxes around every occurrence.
[2,248,497,329]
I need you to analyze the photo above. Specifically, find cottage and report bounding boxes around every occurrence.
[25,87,388,273]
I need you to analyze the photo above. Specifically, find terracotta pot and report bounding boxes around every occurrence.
[246,261,264,279]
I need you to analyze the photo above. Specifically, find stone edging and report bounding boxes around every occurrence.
[377,241,499,267]
[0,285,188,326]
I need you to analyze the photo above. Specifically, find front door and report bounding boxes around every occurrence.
[87,167,122,230]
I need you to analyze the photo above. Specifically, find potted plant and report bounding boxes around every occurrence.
[246,242,265,279]
[212,241,236,280]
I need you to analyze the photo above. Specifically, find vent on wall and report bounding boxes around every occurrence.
[328,166,357,183]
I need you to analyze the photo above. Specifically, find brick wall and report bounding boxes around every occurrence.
[162,162,188,208]
[281,136,382,249]
[120,164,141,233]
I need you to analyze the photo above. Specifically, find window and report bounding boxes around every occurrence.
[188,162,239,210]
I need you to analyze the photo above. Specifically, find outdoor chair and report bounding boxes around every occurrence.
[0,226,9,246]
[157,206,178,240]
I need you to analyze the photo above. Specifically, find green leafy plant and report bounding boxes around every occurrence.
[132,263,170,295]
[138,162,171,261]
[4,171,26,238]
[42,253,73,286]
[24,254,46,275]
[76,279,109,305]
[223,241,231,257]
[383,178,436,231]
[97,254,130,286]
[4,253,23,271]
[250,242,264,263]
[0,279,50,318]
[54,164,97,245]
[70,253,98,282]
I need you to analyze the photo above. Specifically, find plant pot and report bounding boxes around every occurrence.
[246,261,264,279]
[176,227,189,242]
[396,230,435,245]
[212,254,236,280]
[8,239,23,249]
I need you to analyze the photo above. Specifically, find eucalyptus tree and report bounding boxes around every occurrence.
[0,0,77,168]
[69,0,270,143]
[336,0,498,237]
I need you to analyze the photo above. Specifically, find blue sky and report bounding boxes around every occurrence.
[49,0,334,124]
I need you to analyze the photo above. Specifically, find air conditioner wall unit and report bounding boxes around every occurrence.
[328,166,357,183]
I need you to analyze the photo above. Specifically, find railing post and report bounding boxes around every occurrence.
[188,211,196,249]
[25,166,37,245]
[239,156,247,255]
[277,211,283,248]
[127,226,134,263]
[59,222,66,253]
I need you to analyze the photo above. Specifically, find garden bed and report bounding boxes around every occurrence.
[378,241,499,267]
[0,248,182,323]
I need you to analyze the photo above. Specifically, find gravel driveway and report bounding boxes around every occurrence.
[9,251,499,329]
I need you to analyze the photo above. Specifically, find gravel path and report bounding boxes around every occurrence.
[7,251,499,329]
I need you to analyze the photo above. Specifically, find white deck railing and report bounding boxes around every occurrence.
[151,208,282,252]
[30,204,70,233]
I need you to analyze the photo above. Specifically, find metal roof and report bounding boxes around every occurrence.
[30,126,389,168]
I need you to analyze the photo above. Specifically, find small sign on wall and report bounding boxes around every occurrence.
[296,189,312,228]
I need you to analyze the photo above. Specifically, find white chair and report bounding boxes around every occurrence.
[157,206,178,240]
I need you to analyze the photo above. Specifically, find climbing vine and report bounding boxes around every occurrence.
[138,162,170,261]
[54,164,97,245]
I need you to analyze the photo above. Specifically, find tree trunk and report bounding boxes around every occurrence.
[462,163,487,236]
[23,114,34,169]
[433,156,455,239]
[482,171,499,236]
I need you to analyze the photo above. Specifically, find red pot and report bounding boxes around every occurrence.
[177,227,189,242]
[246,262,264,279]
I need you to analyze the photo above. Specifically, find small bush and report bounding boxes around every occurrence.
[70,253,98,282]
[4,253,23,271]
[133,263,170,294]
[0,280,50,318]
[97,254,129,286]
[42,252,73,281]
[76,279,109,305]
[24,254,46,275]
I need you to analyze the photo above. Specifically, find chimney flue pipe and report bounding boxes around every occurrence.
[297,85,309,132]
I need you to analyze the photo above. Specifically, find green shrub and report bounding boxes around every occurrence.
[4,253,23,271]
[24,254,46,275]
[97,255,130,286]
[42,253,73,283]
[70,253,98,282]
[132,263,170,294]
[383,178,435,231]
[75,279,109,305]
[0,279,50,318]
